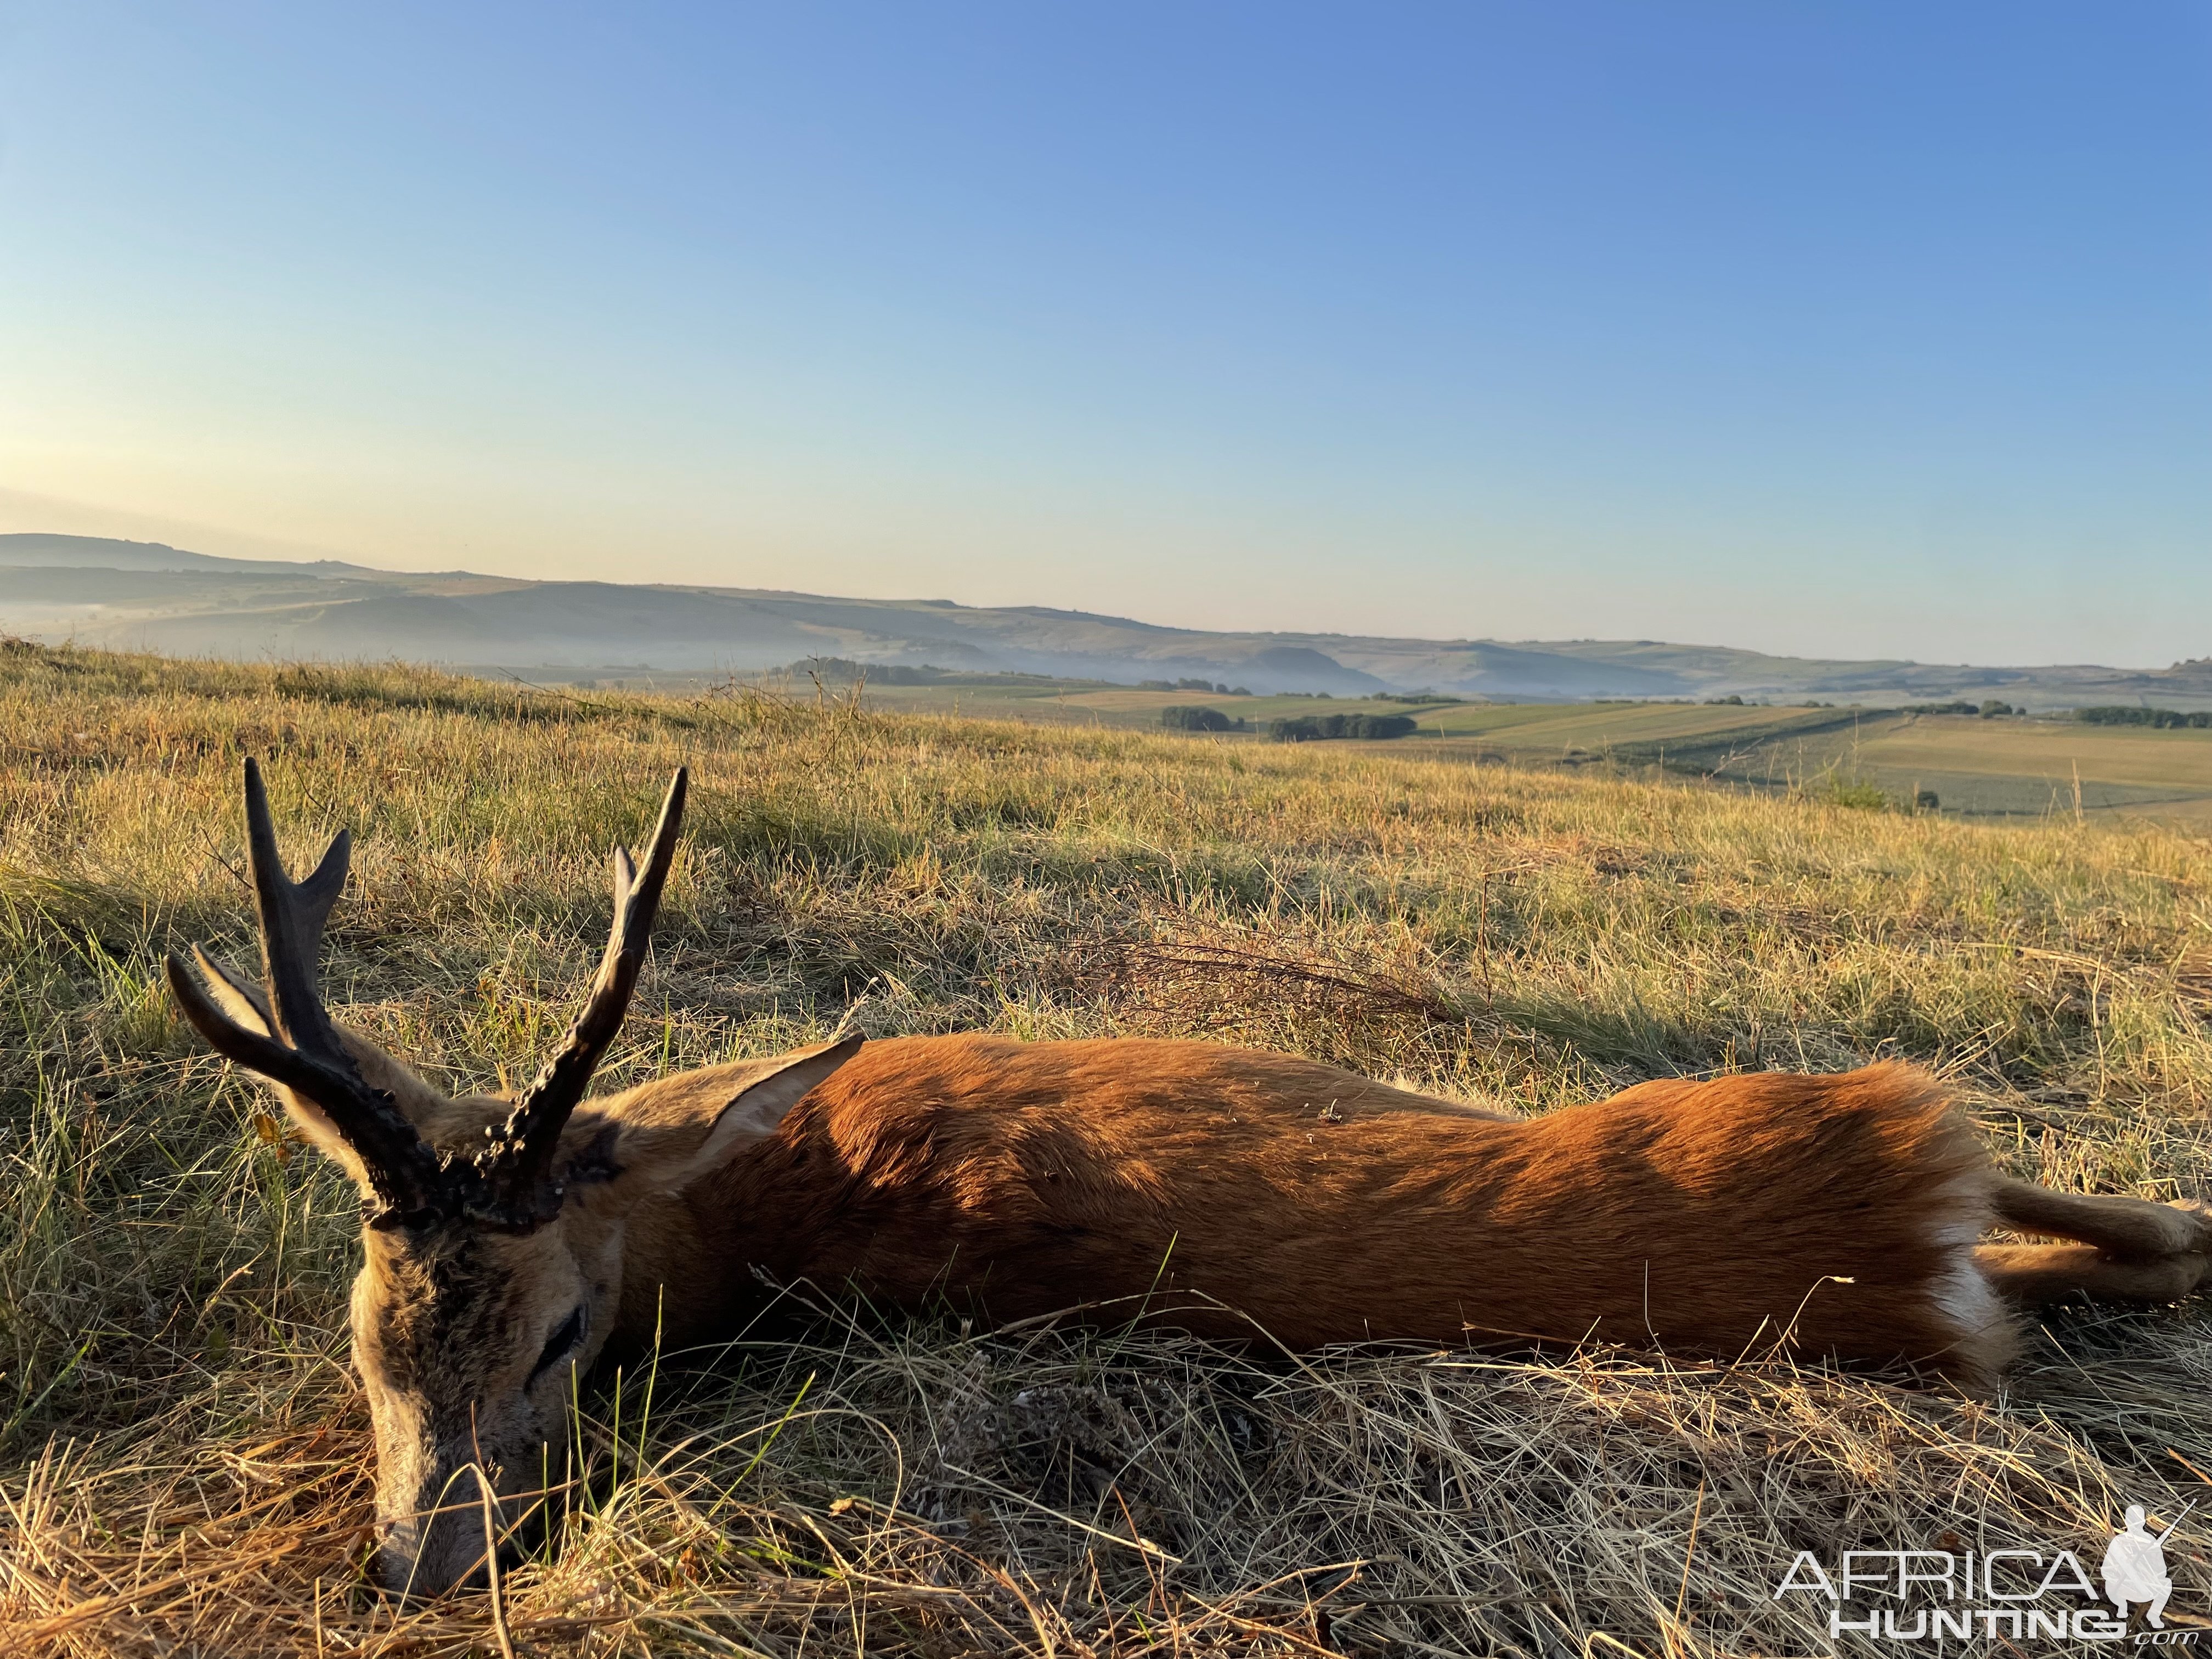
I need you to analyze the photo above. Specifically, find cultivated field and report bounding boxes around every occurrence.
[2,640,2210,1656]
[790,674,2212,825]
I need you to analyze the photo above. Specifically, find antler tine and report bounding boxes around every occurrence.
[483,768,689,1210]
[166,950,444,1218]
[244,758,351,1041]
[171,759,451,1223]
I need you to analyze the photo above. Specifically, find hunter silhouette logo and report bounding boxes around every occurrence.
[2104,1505,2190,1631]
[1773,1505,2195,1643]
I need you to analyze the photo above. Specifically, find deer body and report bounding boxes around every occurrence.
[624,1038,2002,1372]
[167,764,2212,1597]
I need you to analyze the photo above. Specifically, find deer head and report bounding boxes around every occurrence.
[167,760,860,1596]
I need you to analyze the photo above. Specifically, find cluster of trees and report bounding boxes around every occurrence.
[1268,712,1418,742]
[2076,705,2212,729]
[1902,699,2018,717]
[1701,696,1843,709]
[1141,677,1252,696]
[1160,706,1249,732]
[779,657,951,685]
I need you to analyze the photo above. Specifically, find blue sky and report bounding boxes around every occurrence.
[2,3,2207,664]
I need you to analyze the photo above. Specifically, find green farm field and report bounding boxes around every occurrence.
[800,675,2212,824]
[3,640,2211,1655]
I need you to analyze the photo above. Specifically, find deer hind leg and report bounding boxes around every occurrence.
[1975,1244,2206,1307]
[1991,1178,2211,1259]
[1978,1179,2212,1308]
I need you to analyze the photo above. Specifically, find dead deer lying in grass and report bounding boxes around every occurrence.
[168,762,2212,1596]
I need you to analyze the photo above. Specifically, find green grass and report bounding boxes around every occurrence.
[2,640,2209,1655]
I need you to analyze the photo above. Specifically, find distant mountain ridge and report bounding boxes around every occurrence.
[0,531,386,578]
[3,533,2208,707]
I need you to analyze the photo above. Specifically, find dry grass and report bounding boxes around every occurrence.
[1,640,2209,1656]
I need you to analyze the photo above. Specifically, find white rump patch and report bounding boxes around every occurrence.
[1925,1172,2008,1351]
[1930,1255,2006,1340]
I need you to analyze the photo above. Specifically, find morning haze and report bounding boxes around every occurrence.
[5,531,2210,714]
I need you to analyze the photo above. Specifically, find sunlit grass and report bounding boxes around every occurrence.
[1,639,2208,1655]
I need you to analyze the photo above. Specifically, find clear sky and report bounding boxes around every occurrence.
[2,4,2207,665]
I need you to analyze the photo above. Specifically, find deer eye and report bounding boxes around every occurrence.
[529,1307,585,1384]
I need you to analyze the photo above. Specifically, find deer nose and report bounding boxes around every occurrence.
[377,1510,515,1600]
[378,1443,573,1600]
[375,1464,515,1600]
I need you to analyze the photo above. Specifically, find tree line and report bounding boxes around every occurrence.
[1268,712,1418,742]
[2075,706,2212,729]
[1143,677,1253,696]
[1901,699,2017,717]
[1160,705,1250,732]
[1163,706,1425,740]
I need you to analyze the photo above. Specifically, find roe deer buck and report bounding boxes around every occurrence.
[168,761,2212,1597]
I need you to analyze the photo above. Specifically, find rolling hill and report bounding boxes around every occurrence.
[4,532,2208,706]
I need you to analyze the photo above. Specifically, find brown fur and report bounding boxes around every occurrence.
[612,1043,2012,1375]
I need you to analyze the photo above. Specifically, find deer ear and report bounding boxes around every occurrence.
[577,1033,864,1195]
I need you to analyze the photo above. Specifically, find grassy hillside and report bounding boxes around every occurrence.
[2,641,2209,1655]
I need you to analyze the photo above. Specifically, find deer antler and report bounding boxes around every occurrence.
[168,761,689,1231]
[476,767,688,1220]
[166,759,459,1226]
